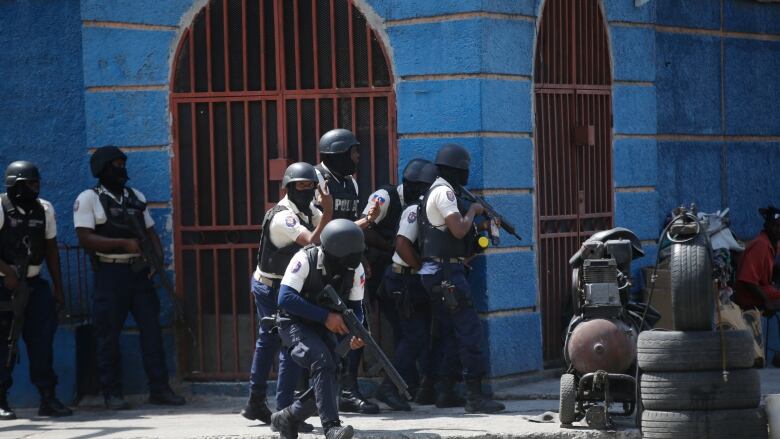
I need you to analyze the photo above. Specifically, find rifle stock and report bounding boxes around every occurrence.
[459,186,523,241]
[321,285,411,399]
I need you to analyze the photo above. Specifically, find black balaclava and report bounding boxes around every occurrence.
[437,165,469,193]
[7,182,39,210]
[287,184,315,216]
[322,150,357,177]
[99,164,129,194]
[402,181,429,203]
[323,250,362,278]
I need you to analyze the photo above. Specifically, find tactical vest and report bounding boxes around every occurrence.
[257,205,315,276]
[93,187,147,240]
[371,184,403,242]
[316,164,359,221]
[418,183,475,259]
[0,194,46,266]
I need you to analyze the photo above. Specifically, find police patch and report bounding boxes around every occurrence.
[371,194,387,205]
[285,215,298,228]
[407,210,417,223]
[359,272,365,287]
[291,260,302,273]
[446,190,455,202]
[73,199,79,212]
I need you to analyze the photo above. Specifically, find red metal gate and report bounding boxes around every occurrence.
[170,0,396,379]
[533,0,613,364]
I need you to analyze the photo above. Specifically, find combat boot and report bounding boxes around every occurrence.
[149,386,186,406]
[414,376,436,405]
[323,420,355,439]
[464,378,505,414]
[0,388,16,420]
[240,392,271,423]
[435,378,464,408]
[270,407,300,439]
[375,380,410,411]
[38,387,73,417]
[339,378,379,414]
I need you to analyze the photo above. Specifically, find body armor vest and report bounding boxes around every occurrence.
[418,183,475,259]
[372,185,403,242]
[316,164,359,221]
[0,194,46,266]
[93,187,147,240]
[257,205,315,276]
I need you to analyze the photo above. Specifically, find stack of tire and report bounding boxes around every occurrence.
[638,239,768,439]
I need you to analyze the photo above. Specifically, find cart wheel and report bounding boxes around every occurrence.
[559,373,577,425]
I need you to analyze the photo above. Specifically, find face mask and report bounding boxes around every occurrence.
[8,182,39,208]
[323,151,357,177]
[403,182,428,203]
[322,251,362,276]
[99,164,129,193]
[288,186,315,215]
[439,167,469,191]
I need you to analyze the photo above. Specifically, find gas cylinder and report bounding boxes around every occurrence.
[567,318,637,374]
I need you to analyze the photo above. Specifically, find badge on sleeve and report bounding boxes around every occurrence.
[371,193,387,205]
[285,215,298,228]
[359,272,365,287]
[407,210,417,223]
[73,199,80,212]
[446,190,455,202]
[291,260,302,273]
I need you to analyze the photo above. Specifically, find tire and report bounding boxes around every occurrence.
[670,242,714,330]
[641,408,767,439]
[559,373,577,425]
[637,330,754,372]
[641,369,760,410]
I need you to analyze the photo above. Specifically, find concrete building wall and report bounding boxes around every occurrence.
[2,0,780,404]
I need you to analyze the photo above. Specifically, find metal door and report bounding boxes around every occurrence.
[170,0,396,379]
[533,0,613,364]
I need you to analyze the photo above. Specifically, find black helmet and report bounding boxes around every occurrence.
[282,162,318,187]
[90,146,127,177]
[434,143,471,170]
[4,161,40,187]
[417,162,438,184]
[320,219,365,257]
[402,159,430,182]
[319,128,359,155]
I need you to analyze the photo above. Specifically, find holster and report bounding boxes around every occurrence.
[430,263,471,313]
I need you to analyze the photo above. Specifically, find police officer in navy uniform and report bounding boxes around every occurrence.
[271,219,367,439]
[74,146,185,410]
[241,162,332,431]
[373,160,439,411]
[314,128,379,414]
[0,161,72,420]
[417,144,504,414]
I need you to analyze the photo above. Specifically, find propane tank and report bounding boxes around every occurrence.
[567,318,637,374]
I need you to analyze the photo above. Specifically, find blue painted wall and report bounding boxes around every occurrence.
[2,0,780,405]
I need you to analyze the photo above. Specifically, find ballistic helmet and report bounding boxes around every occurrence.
[319,129,359,155]
[282,162,318,187]
[402,159,432,183]
[4,161,40,187]
[320,219,365,257]
[434,143,471,170]
[90,146,127,177]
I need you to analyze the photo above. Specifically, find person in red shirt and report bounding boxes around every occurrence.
[735,206,780,310]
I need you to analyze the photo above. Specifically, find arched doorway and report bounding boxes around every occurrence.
[170,0,396,379]
[533,0,614,364]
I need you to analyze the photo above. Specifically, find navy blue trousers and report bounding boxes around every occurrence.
[383,268,433,387]
[248,278,300,409]
[420,262,486,380]
[0,276,58,391]
[93,262,169,397]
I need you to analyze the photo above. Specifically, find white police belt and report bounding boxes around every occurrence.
[253,269,281,287]
[431,257,465,264]
[98,256,139,264]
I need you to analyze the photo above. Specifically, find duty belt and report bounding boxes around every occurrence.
[391,263,418,275]
[253,270,281,288]
[97,256,139,264]
[431,257,465,264]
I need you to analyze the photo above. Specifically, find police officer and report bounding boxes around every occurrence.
[315,128,378,414]
[0,161,72,420]
[271,219,367,439]
[417,144,504,414]
[241,162,332,430]
[374,161,439,411]
[74,146,185,410]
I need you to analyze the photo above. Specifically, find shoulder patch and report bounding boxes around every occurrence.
[291,260,302,273]
[446,190,455,202]
[371,193,387,205]
[73,199,80,212]
[407,210,417,223]
[285,215,298,228]
[359,272,365,287]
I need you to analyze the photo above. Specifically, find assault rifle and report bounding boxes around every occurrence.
[320,284,411,399]
[3,237,32,367]
[459,186,522,243]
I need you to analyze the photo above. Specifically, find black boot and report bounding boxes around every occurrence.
[240,392,271,423]
[339,378,379,414]
[38,387,73,417]
[0,388,16,420]
[464,378,504,414]
[323,420,355,439]
[414,376,436,405]
[375,380,411,411]
[149,386,186,406]
[104,394,131,410]
[270,407,299,439]
[435,378,464,408]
